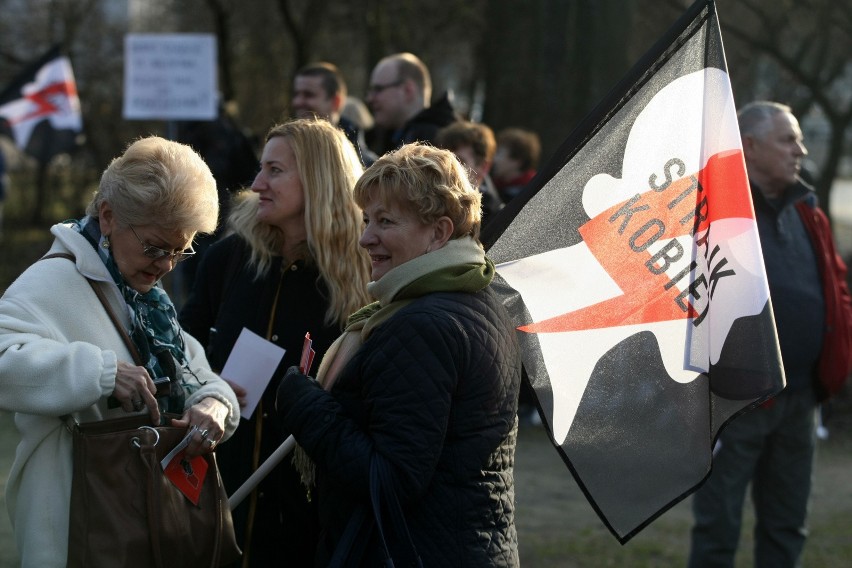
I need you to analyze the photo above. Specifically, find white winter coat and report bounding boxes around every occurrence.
[0,222,240,567]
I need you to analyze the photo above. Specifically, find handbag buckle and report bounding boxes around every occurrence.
[131,426,160,448]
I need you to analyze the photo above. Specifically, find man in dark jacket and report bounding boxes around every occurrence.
[291,61,377,166]
[366,52,459,154]
[688,101,852,568]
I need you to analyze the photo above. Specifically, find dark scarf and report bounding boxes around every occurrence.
[73,217,199,412]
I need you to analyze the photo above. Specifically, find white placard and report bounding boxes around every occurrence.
[123,33,217,120]
[219,328,286,420]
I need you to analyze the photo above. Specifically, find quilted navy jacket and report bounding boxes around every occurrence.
[277,287,522,567]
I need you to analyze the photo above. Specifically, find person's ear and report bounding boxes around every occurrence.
[432,216,454,248]
[98,201,115,236]
[741,134,758,157]
[402,79,418,102]
[331,93,344,113]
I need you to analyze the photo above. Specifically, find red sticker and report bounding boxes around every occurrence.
[164,449,208,505]
[300,332,315,374]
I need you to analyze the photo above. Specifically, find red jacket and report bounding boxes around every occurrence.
[795,200,852,400]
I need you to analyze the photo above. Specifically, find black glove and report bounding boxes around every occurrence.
[275,366,319,415]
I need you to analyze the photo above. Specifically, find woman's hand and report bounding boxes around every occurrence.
[224,379,247,410]
[112,359,160,424]
[170,397,229,457]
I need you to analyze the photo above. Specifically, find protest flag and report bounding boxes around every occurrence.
[481,0,785,543]
[0,45,83,163]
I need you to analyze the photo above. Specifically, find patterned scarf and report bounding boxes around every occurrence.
[72,217,200,412]
[293,236,494,493]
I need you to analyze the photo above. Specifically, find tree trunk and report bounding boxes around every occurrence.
[482,0,637,163]
[205,0,234,103]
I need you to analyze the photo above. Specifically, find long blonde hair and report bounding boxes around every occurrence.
[229,119,371,327]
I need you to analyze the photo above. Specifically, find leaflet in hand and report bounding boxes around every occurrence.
[219,327,286,419]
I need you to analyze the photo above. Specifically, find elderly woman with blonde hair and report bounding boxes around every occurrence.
[0,136,240,567]
[275,143,522,566]
[179,118,371,566]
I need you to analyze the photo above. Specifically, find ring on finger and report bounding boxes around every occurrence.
[206,438,216,448]
[199,429,209,439]
[132,399,144,411]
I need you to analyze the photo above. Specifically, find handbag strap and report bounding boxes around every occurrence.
[328,504,372,567]
[369,456,423,568]
[40,252,144,365]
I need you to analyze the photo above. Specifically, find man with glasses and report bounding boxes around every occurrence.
[366,52,458,155]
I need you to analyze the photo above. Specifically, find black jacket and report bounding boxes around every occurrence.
[393,92,459,149]
[277,287,522,567]
[179,234,341,566]
[750,180,824,391]
[339,116,378,167]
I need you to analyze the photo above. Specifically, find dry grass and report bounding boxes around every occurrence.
[511,408,852,567]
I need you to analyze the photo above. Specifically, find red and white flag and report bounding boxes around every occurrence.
[0,45,83,162]
[482,0,785,542]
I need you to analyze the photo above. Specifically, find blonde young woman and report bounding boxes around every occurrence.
[179,119,371,566]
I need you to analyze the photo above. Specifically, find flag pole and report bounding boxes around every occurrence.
[228,335,322,510]
[228,434,296,510]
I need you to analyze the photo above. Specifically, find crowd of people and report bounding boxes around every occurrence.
[0,48,849,568]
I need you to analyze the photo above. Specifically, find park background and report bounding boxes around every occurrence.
[2,0,852,565]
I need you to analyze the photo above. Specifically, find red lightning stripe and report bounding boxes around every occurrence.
[520,149,752,333]
[9,80,78,125]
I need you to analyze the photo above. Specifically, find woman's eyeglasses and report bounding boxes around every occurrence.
[129,225,195,263]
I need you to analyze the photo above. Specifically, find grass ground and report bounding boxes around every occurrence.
[511,401,852,567]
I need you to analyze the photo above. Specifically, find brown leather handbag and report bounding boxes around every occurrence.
[66,414,241,568]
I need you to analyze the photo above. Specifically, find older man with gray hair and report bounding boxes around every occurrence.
[687,101,852,568]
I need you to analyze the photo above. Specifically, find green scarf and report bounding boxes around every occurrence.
[347,236,495,339]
